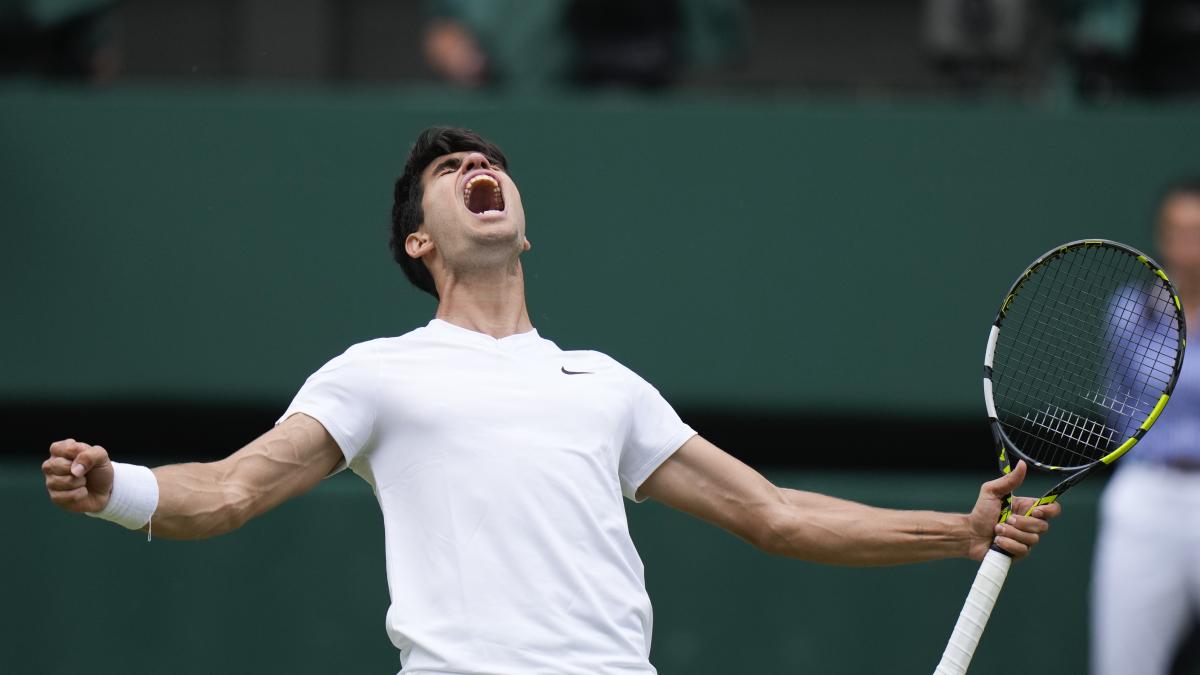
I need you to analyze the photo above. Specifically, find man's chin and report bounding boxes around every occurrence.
[468,224,525,248]
[465,213,519,235]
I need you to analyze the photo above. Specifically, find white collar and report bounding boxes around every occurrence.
[426,318,542,347]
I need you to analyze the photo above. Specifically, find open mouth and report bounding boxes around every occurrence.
[463,174,505,214]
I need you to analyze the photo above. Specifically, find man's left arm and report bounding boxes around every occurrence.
[637,435,1060,566]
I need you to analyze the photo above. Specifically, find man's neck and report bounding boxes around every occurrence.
[434,261,533,339]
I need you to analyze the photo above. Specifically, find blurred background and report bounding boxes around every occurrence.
[5,0,1200,673]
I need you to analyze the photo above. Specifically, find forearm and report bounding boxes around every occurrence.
[763,488,972,566]
[148,463,238,539]
[148,461,255,539]
[146,417,338,540]
[642,436,1049,566]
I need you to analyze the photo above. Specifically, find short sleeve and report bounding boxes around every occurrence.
[276,342,380,469]
[618,375,696,502]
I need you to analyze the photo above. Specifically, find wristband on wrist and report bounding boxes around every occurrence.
[86,462,159,537]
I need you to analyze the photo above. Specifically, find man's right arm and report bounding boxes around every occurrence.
[42,413,343,539]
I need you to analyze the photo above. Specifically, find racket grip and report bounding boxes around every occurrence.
[932,548,1012,675]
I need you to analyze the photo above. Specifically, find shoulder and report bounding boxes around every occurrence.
[315,327,430,373]
[347,325,439,358]
[297,340,382,385]
[330,338,387,365]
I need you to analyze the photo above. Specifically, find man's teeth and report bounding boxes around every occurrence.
[464,175,497,194]
[464,175,503,212]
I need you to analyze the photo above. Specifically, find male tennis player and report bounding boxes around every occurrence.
[42,127,1060,675]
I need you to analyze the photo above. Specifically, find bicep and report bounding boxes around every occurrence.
[218,413,345,515]
[637,435,784,546]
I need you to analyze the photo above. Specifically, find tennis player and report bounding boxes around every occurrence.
[42,127,1060,675]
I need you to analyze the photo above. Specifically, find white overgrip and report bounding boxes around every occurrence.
[932,548,1012,675]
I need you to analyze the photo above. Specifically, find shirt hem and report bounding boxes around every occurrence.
[276,407,355,474]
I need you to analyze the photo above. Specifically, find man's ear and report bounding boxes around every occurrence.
[405,231,434,259]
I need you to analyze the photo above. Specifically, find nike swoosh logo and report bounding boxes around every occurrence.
[561,367,594,375]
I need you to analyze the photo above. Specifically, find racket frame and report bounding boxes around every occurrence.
[934,239,1186,675]
[983,239,1186,524]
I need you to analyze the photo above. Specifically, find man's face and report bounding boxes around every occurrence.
[411,150,528,272]
[1157,193,1200,274]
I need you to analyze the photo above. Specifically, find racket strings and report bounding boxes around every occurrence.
[1003,284,1165,423]
[1002,250,1176,462]
[1004,301,1173,411]
[992,244,1181,470]
[1013,403,1118,462]
[999,254,1123,466]
[1010,282,1176,382]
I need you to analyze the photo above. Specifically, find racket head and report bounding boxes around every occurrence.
[983,239,1186,478]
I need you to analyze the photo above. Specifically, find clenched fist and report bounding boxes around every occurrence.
[42,439,114,513]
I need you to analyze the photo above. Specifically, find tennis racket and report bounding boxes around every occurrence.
[932,239,1186,675]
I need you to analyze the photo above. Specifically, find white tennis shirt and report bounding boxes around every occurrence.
[278,319,696,674]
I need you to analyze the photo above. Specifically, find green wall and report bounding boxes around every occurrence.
[3,466,1106,674]
[6,86,1200,414]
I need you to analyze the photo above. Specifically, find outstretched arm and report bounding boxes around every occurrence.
[42,413,343,540]
[637,435,1060,566]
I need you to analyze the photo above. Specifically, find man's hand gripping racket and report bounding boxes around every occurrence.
[933,240,1187,675]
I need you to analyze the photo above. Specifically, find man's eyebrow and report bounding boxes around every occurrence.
[431,156,461,175]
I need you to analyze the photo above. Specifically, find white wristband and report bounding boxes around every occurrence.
[86,462,159,531]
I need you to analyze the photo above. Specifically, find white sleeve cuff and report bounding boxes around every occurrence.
[86,462,159,530]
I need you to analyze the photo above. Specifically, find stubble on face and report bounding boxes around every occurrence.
[417,152,529,275]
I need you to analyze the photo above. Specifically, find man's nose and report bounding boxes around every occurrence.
[462,152,492,172]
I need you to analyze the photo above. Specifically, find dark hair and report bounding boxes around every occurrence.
[390,127,509,298]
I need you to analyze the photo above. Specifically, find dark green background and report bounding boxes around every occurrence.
[3,467,1104,675]
[6,86,1199,413]
[6,86,1200,674]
